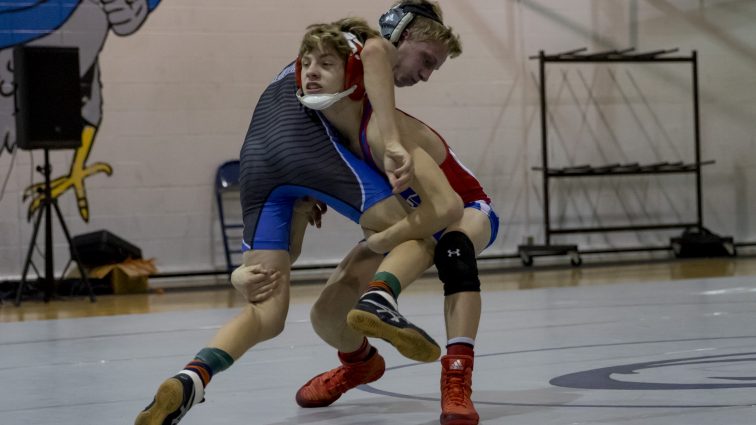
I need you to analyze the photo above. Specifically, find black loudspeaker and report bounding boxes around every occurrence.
[13,45,82,150]
[72,230,142,268]
[671,227,735,258]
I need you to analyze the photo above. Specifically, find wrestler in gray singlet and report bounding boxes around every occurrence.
[239,63,393,251]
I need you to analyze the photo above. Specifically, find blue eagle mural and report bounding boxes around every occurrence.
[0,0,162,222]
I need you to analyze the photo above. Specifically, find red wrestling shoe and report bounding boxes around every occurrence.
[440,355,479,425]
[295,349,385,408]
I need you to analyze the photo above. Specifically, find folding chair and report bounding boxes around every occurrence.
[215,160,243,273]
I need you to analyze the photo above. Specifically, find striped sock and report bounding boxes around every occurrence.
[183,347,235,388]
[183,360,213,387]
[366,271,402,300]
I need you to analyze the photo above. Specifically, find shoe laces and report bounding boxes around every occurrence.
[443,369,472,407]
[320,364,366,394]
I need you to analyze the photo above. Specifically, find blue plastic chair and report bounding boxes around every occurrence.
[215,160,243,273]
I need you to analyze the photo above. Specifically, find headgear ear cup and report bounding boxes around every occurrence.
[295,56,303,91]
[342,32,365,100]
[379,3,443,44]
[379,9,415,44]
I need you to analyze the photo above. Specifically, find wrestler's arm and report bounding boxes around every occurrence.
[363,123,463,254]
[361,37,412,193]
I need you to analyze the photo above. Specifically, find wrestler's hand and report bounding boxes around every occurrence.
[294,196,327,228]
[308,200,327,227]
[101,0,150,36]
[384,142,413,193]
[230,264,281,303]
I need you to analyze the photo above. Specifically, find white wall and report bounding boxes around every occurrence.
[0,0,754,278]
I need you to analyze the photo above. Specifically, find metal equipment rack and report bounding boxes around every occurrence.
[519,47,714,266]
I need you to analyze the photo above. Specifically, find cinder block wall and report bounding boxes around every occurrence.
[0,0,753,277]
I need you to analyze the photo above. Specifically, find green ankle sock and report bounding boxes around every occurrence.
[195,347,234,373]
[373,271,402,298]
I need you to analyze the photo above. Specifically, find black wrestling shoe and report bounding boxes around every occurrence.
[347,290,440,362]
[134,372,204,425]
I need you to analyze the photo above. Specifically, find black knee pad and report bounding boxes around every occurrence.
[434,231,480,296]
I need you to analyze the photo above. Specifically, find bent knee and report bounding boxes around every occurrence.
[266,317,286,339]
[325,242,381,290]
[253,308,287,341]
[241,299,289,341]
[310,304,330,333]
[310,296,345,330]
[435,231,480,296]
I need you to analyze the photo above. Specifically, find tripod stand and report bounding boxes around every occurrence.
[15,149,95,306]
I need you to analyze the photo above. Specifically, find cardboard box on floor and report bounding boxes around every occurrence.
[87,259,158,294]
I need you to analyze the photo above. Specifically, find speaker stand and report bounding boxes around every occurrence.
[15,149,96,306]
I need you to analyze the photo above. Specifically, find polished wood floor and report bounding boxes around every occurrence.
[2,255,755,323]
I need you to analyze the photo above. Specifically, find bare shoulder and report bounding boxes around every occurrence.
[397,113,446,163]
[362,37,397,63]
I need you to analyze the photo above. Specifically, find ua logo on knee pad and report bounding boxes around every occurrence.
[434,231,480,296]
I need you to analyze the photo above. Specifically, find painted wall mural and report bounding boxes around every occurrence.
[0,0,161,222]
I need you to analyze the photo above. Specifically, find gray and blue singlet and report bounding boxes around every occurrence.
[239,63,393,251]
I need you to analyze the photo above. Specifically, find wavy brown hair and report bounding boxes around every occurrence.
[299,17,380,59]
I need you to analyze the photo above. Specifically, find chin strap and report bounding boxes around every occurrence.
[296,85,357,110]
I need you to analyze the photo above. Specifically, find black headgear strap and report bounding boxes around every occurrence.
[399,3,442,24]
[379,3,444,44]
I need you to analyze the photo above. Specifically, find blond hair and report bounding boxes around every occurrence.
[391,0,462,58]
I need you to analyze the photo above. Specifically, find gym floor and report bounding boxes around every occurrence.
[2,256,756,424]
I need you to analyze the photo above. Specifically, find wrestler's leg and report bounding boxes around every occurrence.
[306,196,409,355]
[136,194,298,424]
[310,235,437,351]
[310,242,383,351]
[297,196,433,407]
[441,208,491,341]
[135,250,292,425]
[296,247,387,409]
[436,208,492,425]
[209,249,292,359]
